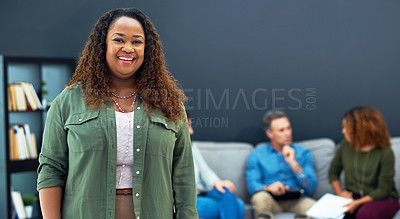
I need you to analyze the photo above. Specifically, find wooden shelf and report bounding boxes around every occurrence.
[8,159,39,173]
[1,55,75,219]
[8,110,46,113]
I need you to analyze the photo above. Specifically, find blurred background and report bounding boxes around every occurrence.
[1,0,399,144]
[1,0,400,218]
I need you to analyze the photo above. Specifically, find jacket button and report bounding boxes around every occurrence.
[135,193,140,197]
[78,118,82,122]
[136,171,140,174]
[136,125,141,129]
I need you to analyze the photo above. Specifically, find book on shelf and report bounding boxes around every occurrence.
[11,190,27,219]
[12,84,27,111]
[7,82,43,111]
[9,124,38,161]
[23,124,37,158]
[7,86,14,111]
[8,127,19,161]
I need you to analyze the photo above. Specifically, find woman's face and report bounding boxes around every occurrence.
[342,119,351,142]
[188,118,194,136]
[106,16,145,82]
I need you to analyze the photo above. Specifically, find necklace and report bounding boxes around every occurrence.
[111,91,136,99]
[353,150,371,197]
[112,95,136,113]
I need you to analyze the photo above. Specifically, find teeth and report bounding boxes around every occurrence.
[118,57,134,61]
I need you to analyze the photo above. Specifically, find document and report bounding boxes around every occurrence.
[306,193,353,219]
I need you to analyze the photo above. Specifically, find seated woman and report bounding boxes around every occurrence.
[329,106,399,219]
[188,114,245,219]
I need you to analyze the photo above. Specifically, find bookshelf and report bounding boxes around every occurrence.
[0,55,75,219]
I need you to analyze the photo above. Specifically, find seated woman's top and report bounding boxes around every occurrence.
[192,143,220,192]
[329,139,398,200]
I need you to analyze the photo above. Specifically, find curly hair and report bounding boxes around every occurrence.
[68,8,187,123]
[343,106,391,150]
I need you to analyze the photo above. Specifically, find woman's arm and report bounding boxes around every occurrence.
[331,180,342,195]
[331,180,352,199]
[367,147,396,200]
[37,97,68,217]
[192,144,220,190]
[39,187,62,219]
[328,141,344,185]
[172,119,198,218]
[329,142,354,199]
[345,195,373,214]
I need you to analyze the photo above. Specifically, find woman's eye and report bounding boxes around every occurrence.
[112,38,124,43]
[132,40,143,45]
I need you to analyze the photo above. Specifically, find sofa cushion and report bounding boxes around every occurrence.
[193,141,254,203]
[391,137,400,198]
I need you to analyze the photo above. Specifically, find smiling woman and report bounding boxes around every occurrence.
[106,17,145,82]
[36,8,197,219]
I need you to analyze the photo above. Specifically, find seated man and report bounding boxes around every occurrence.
[188,113,244,219]
[246,110,317,219]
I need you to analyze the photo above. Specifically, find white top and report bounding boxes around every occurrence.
[192,143,220,192]
[115,111,134,189]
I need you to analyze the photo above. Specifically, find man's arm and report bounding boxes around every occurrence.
[282,145,302,173]
[246,151,267,195]
[283,145,318,195]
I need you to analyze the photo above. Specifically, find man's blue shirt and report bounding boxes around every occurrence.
[246,143,318,196]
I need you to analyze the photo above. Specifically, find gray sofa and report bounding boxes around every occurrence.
[194,137,400,219]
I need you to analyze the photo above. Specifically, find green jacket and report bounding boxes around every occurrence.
[37,84,198,219]
[329,139,398,200]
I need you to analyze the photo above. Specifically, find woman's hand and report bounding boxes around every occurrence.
[338,190,353,199]
[344,199,362,214]
[344,195,373,214]
[214,180,236,193]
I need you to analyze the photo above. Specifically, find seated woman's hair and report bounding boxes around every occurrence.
[343,106,391,150]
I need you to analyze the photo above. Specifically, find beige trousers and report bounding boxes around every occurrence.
[115,194,136,219]
[251,191,316,219]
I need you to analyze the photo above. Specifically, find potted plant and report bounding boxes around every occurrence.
[22,194,38,218]
[41,81,49,109]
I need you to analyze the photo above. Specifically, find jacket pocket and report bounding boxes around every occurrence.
[145,117,178,159]
[65,111,104,152]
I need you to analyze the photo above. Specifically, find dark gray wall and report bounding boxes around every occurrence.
[1,0,400,145]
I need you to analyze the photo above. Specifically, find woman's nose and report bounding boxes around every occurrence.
[122,44,134,52]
